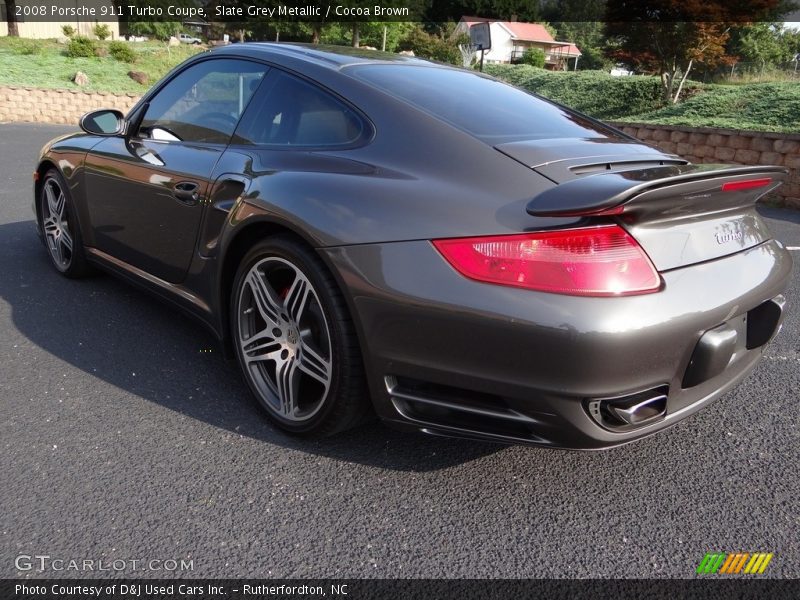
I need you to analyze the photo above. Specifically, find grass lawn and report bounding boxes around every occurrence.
[0,37,204,94]
[486,64,800,134]
[621,82,800,133]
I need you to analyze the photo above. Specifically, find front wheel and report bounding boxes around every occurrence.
[231,236,369,436]
[39,169,91,278]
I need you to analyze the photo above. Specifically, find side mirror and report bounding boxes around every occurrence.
[79,109,125,136]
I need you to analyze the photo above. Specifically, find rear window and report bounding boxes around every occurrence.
[351,65,621,144]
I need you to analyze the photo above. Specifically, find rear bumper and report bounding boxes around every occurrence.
[324,239,792,449]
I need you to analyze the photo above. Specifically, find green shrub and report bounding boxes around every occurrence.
[520,47,546,68]
[12,39,43,55]
[485,65,702,120]
[61,25,76,38]
[93,24,110,40]
[66,36,98,58]
[108,40,137,63]
[398,26,463,65]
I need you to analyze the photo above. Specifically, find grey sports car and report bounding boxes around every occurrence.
[33,44,791,448]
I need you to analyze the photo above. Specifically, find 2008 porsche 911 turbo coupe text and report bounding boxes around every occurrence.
[34,44,792,448]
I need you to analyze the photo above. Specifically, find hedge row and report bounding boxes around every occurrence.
[484,65,701,121]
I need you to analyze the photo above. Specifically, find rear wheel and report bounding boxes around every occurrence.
[39,169,90,278]
[231,236,369,436]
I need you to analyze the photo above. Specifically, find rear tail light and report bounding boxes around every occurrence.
[721,178,771,192]
[433,225,660,297]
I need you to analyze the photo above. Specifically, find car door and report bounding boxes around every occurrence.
[83,58,268,283]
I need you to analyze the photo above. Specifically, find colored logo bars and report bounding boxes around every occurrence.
[696,552,774,575]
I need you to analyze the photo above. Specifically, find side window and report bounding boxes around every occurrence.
[139,59,267,144]
[234,71,365,147]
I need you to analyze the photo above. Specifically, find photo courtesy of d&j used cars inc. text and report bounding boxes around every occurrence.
[1,0,799,598]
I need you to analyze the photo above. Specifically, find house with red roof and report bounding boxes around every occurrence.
[457,17,581,69]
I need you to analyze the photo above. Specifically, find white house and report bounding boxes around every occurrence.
[457,17,581,70]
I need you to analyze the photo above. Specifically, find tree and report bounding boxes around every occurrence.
[728,22,797,67]
[785,28,800,57]
[553,21,610,70]
[398,23,469,65]
[609,21,731,103]
[606,0,797,101]
[469,0,542,22]
[93,24,111,40]
[128,20,183,41]
[521,47,546,67]
[4,0,19,37]
[606,1,735,103]
[339,22,414,51]
[341,0,422,48]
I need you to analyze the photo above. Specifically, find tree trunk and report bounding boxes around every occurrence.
[351,23,360,48]
[661,70,675,104]
[673,59,693,104]
[238,29,245,43]
[5,0,19,37]
[312,25,321,44]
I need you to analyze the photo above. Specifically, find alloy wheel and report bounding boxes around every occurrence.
[41,177,73,270]
[237,257,333,422]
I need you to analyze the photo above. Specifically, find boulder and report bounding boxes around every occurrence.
[127,71,148,85]
[168,36,180,46]
[72,71,89,86]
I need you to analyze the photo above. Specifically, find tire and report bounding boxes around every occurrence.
[39,169,91,278]
[231,235,369,436]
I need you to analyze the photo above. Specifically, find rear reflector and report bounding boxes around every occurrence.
[721,178,771,192]
[433,225,661,296]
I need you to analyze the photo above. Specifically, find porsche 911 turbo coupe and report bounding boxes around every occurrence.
[34,44,791,448]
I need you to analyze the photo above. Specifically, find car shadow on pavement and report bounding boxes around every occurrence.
[0,220,502,472]
[758,204,800,225]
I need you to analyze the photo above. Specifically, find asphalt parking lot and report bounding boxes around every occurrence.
[1,123,798,579]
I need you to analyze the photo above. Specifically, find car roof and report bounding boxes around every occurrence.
[209,42,447,71]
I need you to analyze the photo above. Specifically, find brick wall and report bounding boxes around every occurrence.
[613,122,800,209]
[0,86,140,126]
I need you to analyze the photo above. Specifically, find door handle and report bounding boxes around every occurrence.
[173,181,199,205]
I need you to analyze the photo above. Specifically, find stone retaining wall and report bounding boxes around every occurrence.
[613,122,800,208]
[0,86,140,126]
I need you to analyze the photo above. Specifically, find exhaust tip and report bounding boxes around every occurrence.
[607,394,667,426]
[586,385,668,431]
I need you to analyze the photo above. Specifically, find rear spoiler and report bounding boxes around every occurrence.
[527,164,788,217]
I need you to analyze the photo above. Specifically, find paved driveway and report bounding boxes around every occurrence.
[1,123,798,578]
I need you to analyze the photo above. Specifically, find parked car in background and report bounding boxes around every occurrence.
[179,33,202,45]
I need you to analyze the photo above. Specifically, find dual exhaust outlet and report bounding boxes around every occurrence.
[587,386,669,432]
